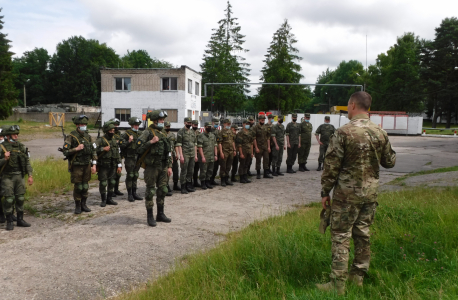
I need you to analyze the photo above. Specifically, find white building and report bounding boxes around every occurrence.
[100,66,202,129]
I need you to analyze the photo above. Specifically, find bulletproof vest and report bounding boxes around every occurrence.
[122,129,139,158]
[98,136,120,163]
[1,141,28,175]
[68,130,93,165]
[146,128,170,162]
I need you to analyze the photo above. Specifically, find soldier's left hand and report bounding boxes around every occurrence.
[91,165,97,174]
[214,155,218,161]
[194,156,198,162]
[202,156,206,163]
[117,167,122,174]
[251,153,254,158]
[267,147,271,153]
[283,146,286,150]
[321,196,331,210]
[298,144,301,148]
[233,151,236,156]
[28,176,33,186]
[167,168,172,177]
[275,145,279,151]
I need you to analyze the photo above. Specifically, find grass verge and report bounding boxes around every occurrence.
[388,166,458,185]
[116,187,458,300]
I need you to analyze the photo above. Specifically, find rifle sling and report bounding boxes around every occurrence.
[0,144,7,175]
[136,127,157,167]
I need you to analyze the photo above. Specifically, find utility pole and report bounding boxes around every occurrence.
[23,84,26,108]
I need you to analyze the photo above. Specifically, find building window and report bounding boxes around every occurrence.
[162,77,178,91]
[195,82,200,96]
[187,110,192,118]
[115,108,131,122]
[188,79,193,94]
[115,78,131,91]
[162,109,178,123]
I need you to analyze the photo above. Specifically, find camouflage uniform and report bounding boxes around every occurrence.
[230,124,239,182]
[270,118,285,170]
[210,118,221,184]
[235,120,254,183]
[136,111,172,226]
[217,119,236,186]
[285,114,301,172]
[298,113,313,171]
[252,115,273,179]
[176,117,197,193]
[192,120,201,187]
[316,117,336,170]
[0,125,33,230]
[96,122,122,207]
[197,122,217,189]
[0,135,3,223]
[62,116,97,214]
[165,122,179,191]
[119,117,142,202]
[109,118,124,197]
[320,113,396,287]
[266,116,274,172]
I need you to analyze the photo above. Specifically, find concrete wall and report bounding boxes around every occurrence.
[6,112,100,125]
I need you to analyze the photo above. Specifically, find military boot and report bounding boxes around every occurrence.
[277,167,284,176]
[114,189,124,196]
[17,212,31,227]
[264,169,273,178]
[186,182,195,192]
[287,165,295,173]
[100,193,107,207]
[193,176,200,188]
[81,197,91,212]
[304,164,310,171]
[173,182,180,191]
[74,200,82,214]
[6,214,14,231]
[205,180,213,189]
[316,280,345,296]
[166,185,173,196]
[245,174,252,183]
[221,177,227,187]
[256,170,261,179]
[247,170,252,176]
[231,174,237,183]
[348,274,364,287]
[147,208,157,227]
[132,188,143,200]
[317,163,322,171]
[209,177,218,185]
[181,184,189,194]
[240,174,247,183]
[201,180,208,190]
[127,189,135,202]
[106,193,118,205]
[12,214,17,222]
[156,204,171,223]
[271,168,278,176]
[226,177,234,186]
[299,163,306,172]
[0,205,5,223]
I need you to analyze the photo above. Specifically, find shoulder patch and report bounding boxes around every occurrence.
[138,140,142,145]
[64,144,69,149]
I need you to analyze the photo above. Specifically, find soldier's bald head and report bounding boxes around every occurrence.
[349,92,372,111]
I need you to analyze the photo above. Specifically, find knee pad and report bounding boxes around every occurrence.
[16,195,25,204]
[100,180,108,188]
[145,187,156,200]
[109,178,116,186]
[74,183,84,193]
[82,182,89,193]
[4,196,14,205]
[127,172,135,179]
[134,171,139,179]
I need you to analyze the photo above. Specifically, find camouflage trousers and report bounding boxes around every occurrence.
[1,173,26,214]
[318,143,329,164]
[180,155,195,184]
[212,153,220,179]
[286,144,299,166]
[298,142,311,164]
[330,200,378,281]
[144,160,168,209]
[97,164,117,195]
[199,161,214,181]
[231,153,239,176]
[168,157,179,184]
[255,147,269,170]
[238,150,252,176]
[219,149,234,178]
[271,144,284,168]
[125,157,141,190]
[71,164,91,201]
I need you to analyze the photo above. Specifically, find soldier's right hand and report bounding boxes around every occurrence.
[202,157,206,163]
[76,144,84,151]
[287,144,291,148]
[240,153,245,159]
[180,156,185,164]
[319,142,324,146]
[255,148,260,153]
[129,135,134,143]
[275,145,279,151]
[150,136,159,144]
[4,151,10,160]
[103,145,110,151]
[220,153,225,159]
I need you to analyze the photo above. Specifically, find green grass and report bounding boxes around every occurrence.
[0,120,97,137]
[389,166,458,185]
[116,187,458,300]
[423,121,458,135]
[26,157,73,198]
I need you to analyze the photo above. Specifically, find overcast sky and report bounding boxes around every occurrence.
[2,0,457,95]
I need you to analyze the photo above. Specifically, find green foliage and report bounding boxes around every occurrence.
[0,8,19,119]
[258,19,312,112]
[121,49,175,68]
[200,1,250,112]
[117,187,458,299]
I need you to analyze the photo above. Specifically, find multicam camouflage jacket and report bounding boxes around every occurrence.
[321,114,396,203]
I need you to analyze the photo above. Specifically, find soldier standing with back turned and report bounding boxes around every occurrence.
[298,113,313,171]
[285,113,301,173]
[315,116,336,171]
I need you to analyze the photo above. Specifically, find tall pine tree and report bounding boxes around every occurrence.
[200,1,250,112]
[0,8,18,119]
[258,19,310,112]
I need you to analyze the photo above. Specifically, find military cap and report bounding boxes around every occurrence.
[292,113,298,118]
[258,115,266,120]
[267,114,274,119]
[247,116,254,121]
[192,120,199,125]
[72,114,89,125]
[102,121,116,133]
[184,117,192,122]
[277,115,284,120]
[325,116,330,120]
[242,118,248,124]
[128,117,142,125]
[164,121,171,127]
[319,206,331,234]
[231,124,238,129]
[109,118,120,126]
[212,117,219,123]
[304,113,311,118]
[223,118,231,124]
[204,121,212,127]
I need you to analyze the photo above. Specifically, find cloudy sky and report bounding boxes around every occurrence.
[2,0,457,95]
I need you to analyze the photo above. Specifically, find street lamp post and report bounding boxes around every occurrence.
[23,79,30,108]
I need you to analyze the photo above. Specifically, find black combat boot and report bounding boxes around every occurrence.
[186,182,195,192]
[166,185,173,196]
[132,188,143,200]
[201,180,208,190]
[205,180,213,189]
[231,174,237,183]
[193,176,200,188]
[256,170,261,179]
[106,193,118,205]
[156,204,171,223]
[264,169,273,178]
[299,163,305,172]
[173,182,180,191]
[247,170,252,176]
[74,200,82,214]
[226,177,234,186]
[127,189,135,202]
[81,197,91,212]
[304,164,310,171]
[272,167,278,176]
[17,212,31,227]
[240,174,247,183]
[0,205,5,223]
[147,208,157,227]
[317,163,322,171]
[114,189,124,196]
[221,177,227,187]
[277,167,284,176]
[209,177,218,185]
[181,184,188,194]
[6,214,14,231]
[100,193,107,207]
[245,174,252,183]
[287,165,294,174]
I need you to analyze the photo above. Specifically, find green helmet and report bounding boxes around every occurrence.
[103,121,116,133]
[164,121,171,127]
[128,117,142,126]
[109,118,120,126]
[1,125,20,136]
[72,115,89,125]
[147,110,168,121]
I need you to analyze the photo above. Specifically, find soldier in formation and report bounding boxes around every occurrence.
[298,113,313,172]
[317,91,396,295]
[197,121,218,189]
[109,118,124,197]
[0,129,4,224]
[266,114,274,173]
[270,115,285,176]
[192,120,201,188]
[315,116,336,171]
[165,121,178,194]
[209,117,221,185]
[235,119,254,183]
[252,115,273,179]
[217,119,236,186]
[176,117,197,194]
[230,124,239,183]
[285,113,301,173]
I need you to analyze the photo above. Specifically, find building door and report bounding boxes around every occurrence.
[200,111,212,127]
